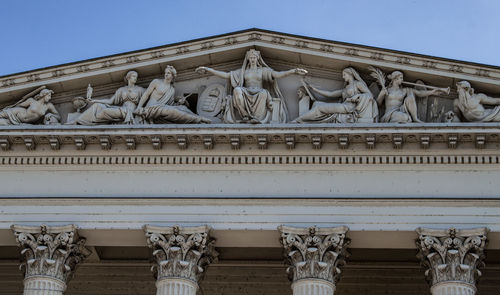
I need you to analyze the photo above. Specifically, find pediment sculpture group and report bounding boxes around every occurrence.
[1,49,500,126]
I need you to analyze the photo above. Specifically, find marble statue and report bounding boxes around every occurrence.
[68,71,145,125]
[453,80,500,122]
[196,49,307,124]
[371,68,449,123]
[135,66,210,124]
[296,86,312,117]
[0,88,60,125]
[293,67,378,123]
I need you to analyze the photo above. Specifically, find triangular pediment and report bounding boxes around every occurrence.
[1,28,499,103]
[0,29,500,153]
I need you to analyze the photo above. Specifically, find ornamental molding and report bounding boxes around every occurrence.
[10,224,91,284]
[416,227,488,288]
[1,29,500,93]
[144,225,218,284]
[0,124,498,152]
[278,225,350,285]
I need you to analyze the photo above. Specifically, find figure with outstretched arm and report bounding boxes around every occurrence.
[196,49,307,123]
[68,71,145,125]
[293,67,378,123]
[134,65,210,124]
[370,68,449,123]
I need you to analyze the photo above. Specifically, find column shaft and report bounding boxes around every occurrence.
[430,282,476,295]
[292,279,335,295]
[156,278,198,295]
[23,277,66,295]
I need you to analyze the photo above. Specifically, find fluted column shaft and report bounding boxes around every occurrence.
[23,277,66,295]
[292,279,335,295]
[11,224,90,295]
[279,226,350,295]
[144,225,218,295]
[416,227,488,295]
[156,278,198,295]
[430,282,475,295]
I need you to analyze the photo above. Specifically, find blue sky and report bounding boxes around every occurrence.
[0,0,499,76]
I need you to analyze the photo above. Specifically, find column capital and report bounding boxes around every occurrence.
[416,227,488,291]
[144,225,218,284]
[278,225,350,285]
[11,224,91,285]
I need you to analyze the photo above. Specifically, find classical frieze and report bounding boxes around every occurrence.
[0,36,499,131]
[278,226,349,284]
[416,227,488,291]
[11,224,90,284]
[144,225,218,283]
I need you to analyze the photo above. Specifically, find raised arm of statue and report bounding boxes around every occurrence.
[272,68,307,79]
[16,98,35,108]
[137,80,158,109]
[478,94,500,105]
[90,96,115,105]
[376,88,388,106]
[309,85,343,98]
[196,66,230,79]
[413,88,445,98]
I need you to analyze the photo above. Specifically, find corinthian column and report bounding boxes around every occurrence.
[278,226,350,295]
[416,227,489,295]
[144,225,218,295]
[11,224,90,295]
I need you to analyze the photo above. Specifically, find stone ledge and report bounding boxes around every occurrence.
[0,123,498,152]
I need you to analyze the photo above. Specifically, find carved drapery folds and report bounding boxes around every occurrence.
[416,227,488,294]
[144,225,218,284]
[278,225,350,286]
[11,224,90,294]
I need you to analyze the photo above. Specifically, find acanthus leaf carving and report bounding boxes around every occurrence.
[11,224,91,284]
[279,225,350,285]
[144,225,218,284]
[416,227,488,288]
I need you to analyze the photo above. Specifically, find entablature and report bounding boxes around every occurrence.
[0,124,498,153]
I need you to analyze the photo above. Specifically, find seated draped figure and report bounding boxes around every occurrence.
[196,49,307,124]
[374,70,447,123]
[68,71,145,125]
[134,66,210,124]
[453,80,500,122]
[293,67,378,123]
[0,88,60,125]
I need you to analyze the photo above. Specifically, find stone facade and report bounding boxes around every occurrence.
[0,29,500,294]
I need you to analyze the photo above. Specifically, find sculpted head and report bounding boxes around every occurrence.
[35,89,54,102]
[388,71,404,86]
[164,65,177,84]
[456,81,473,95]
[342,67,357,82]
[124,71,138,85]
[246,49,261,67]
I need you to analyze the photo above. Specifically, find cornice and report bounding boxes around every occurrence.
[1,29,500,93]
[0,124,498,167]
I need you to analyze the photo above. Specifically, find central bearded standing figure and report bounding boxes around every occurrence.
[135,66,210,124]
[196,49,307,123]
